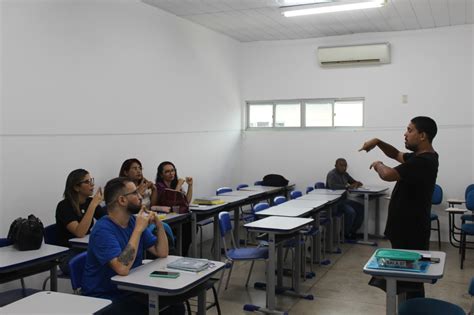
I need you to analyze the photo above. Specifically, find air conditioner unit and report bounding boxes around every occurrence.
[317,43,390,66]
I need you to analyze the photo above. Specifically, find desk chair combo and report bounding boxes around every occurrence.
[218,211,268,291]
[0,238,41,307]
[42,224,71,290]
[314,181,344,250]
[430,184,443,250]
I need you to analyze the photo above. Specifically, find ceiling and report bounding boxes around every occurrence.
[143,0,474,42]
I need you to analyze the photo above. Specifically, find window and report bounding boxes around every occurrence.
[247,98,363,129]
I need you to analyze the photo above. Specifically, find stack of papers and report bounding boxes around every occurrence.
[167,258,209,272]
[192,197,225,205]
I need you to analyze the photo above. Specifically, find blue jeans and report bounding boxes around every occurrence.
[336,199,364,235]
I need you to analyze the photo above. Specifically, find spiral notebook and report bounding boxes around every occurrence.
[167,258,209,272]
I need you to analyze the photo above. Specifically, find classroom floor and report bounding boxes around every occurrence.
[198,239,473,315]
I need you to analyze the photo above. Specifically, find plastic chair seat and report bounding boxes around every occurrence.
[430,213,438,220]
[226,247,268,260]
[461,223,474,235]
[398,297,465,315]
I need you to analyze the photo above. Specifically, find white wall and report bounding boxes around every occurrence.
[240,25,474,241]
[0,0,242,235]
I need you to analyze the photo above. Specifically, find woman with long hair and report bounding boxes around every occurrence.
[55,169,105,274]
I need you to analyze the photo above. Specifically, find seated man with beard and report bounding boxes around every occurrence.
[81,177,184,315]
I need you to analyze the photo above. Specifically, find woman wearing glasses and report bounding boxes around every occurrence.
[119,158,169,212]
[155,161,193,256]
[55,169,106,274]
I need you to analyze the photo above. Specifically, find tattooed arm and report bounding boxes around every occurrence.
[108,210,149,276]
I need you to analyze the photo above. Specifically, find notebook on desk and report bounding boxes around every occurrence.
[167,257,209,272]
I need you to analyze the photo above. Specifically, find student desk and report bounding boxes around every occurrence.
[308,189,346,195]
[189,203,229,260]
[111,255,224,315]
[0,291,111,314]
[69,212,190,255]
[363,249,446,315]
[0,243,69,291]
[244,216,313,315]
[238,184,295,200]
[256,200,328,264]
[348,186,388,245]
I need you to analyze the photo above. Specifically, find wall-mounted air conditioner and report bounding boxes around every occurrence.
[317,43,390,67]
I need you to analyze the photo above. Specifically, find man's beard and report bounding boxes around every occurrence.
[127,203,142,215]
[405,142,417,152]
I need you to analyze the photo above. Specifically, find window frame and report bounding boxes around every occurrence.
[246,97,364,130]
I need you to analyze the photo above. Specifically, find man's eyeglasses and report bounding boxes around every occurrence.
[79,178,95,185]
[123,190,140,197]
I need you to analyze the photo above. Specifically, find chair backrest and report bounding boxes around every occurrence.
[253,202,270,213]
[0,238,12,247]
[254,180,263,186]
[306,186,314,194]
[218,212,233,238]
[43,224,58,245]
[216,187,232,195]
[314,182,326,189]
[236,184,249,190]
[69,251,88,292]
[273,196,287,205]
[290,190,302,199]
[467,190,474,211]
[431,184,443,205]
[466,184,474,201]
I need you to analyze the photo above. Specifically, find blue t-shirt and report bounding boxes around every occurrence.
[81,215,157,300]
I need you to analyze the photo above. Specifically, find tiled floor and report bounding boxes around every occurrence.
[201,238,473,314]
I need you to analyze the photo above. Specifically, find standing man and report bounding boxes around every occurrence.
[82,177,184,314]
[326,158,364,239]
[360,116,438,299]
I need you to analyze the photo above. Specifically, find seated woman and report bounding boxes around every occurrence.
[119,158,169,212]
[155,161,193,256]
[55,169,106,274]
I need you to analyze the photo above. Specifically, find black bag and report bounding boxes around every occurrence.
[7,214,44,251]
[262,174,289,187]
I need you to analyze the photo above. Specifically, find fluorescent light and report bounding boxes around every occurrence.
[282,0,386,17]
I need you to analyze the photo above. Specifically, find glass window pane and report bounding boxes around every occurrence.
[275,103,300,127]
[334,101,363,126]
[248,104,273,127]
[305,103,332,127]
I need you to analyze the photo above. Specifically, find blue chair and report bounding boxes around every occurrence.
[42,224,71,290]
[431,184,443,250]
[290,190,302,199]
[216,187,232,195]
[0,238,40,307]
[461,191,474,269]
[236,184,249,190]
[461,184,474,224]
[398,276,474,315]
[314,182,325,189]
[254,181,263,186]
[68,251,87,294]
[245,202,270,246]
[218,212,268,290]
[273,196,287,205]
[306,186,314,194]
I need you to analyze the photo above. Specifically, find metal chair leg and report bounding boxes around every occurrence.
[437,218,441,250]
[245,261,255,287]
[225,263,234,290]
[185,300,192,315]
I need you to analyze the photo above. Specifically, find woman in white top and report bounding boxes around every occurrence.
[119,158,169,212]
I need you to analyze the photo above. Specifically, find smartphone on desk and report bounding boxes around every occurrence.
[420,257,440,264]
[150,271,180,278]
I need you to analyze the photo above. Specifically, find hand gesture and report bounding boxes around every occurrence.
[185,177,193,186]
[177,178,185,187]
[91,187,103,206]
[359,138,379,152]
[135,208,150,233]
[370,161,383,170]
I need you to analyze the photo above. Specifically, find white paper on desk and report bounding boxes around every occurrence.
[421,254,431,259]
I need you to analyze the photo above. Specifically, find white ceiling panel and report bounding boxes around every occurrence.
[143,0,474,42]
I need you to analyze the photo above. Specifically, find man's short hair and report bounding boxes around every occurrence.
[104,177,132,206]
[335,158,347,165]
[411,116,437,143]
